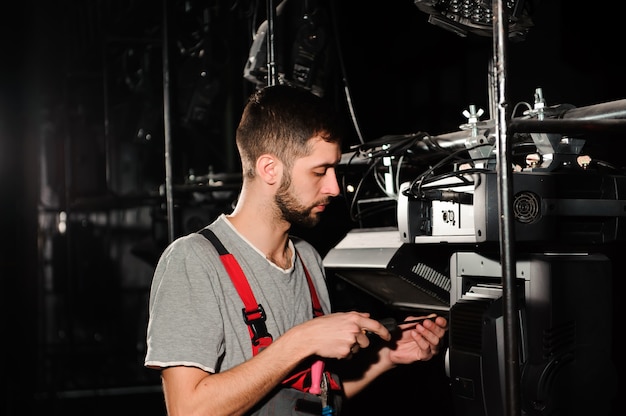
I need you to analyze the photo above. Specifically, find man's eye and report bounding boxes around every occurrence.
[313,170,326,177]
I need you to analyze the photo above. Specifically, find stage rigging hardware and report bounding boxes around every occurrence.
[324,1,625,414]
[328,92,626,416]
[413,0,535,40]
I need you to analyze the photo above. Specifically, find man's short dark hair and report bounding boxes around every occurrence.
[236,84,343,178]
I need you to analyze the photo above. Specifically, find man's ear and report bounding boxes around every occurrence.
[256,154,282,185]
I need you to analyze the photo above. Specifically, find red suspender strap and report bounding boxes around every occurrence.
[200,229,273,355]
[300,253,324,318]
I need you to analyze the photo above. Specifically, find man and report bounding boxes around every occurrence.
[144,84,448,415]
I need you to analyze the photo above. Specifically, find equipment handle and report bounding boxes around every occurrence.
[308,359,324,395]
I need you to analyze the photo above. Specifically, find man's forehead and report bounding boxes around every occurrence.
[309,137,341,154]
[299,138,341,165]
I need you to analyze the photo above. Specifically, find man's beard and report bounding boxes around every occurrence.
[275,176,327,228]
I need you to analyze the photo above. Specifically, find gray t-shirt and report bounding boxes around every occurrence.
[144,214,335,407]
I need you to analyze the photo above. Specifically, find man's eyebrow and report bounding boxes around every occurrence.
[313,161,339,169]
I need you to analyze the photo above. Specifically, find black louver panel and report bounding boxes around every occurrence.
[450,297,495,354]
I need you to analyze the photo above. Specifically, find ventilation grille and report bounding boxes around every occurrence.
[513,191,541,224]
[542,320,576,359]
[450,297,495,353]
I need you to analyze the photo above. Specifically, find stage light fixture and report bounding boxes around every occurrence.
[414,0,535,41]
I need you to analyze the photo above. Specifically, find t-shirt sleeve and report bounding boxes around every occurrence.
[144,235,225,373]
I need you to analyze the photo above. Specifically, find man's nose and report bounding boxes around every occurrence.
[325,170,340,197]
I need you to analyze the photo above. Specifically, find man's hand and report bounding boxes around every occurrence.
[288,311,393,360]
[385,315,448,364]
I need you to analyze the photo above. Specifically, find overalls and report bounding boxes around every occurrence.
[200,229,343,415]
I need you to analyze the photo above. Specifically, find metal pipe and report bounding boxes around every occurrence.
[266,0,277,86]
[562,99,626,120]
[492,1,522,415]
[508,118,626,134]
[162,0,175,243]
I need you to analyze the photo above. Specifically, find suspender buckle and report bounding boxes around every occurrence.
[242,304,272,345]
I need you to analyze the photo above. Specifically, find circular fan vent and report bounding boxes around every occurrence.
[513,191,541,224]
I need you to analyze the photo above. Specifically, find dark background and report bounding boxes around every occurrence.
[1,0,624,415]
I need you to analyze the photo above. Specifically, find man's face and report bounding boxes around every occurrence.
[275,137,341,227]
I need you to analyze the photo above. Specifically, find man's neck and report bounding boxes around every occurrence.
[225,210,291,262]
